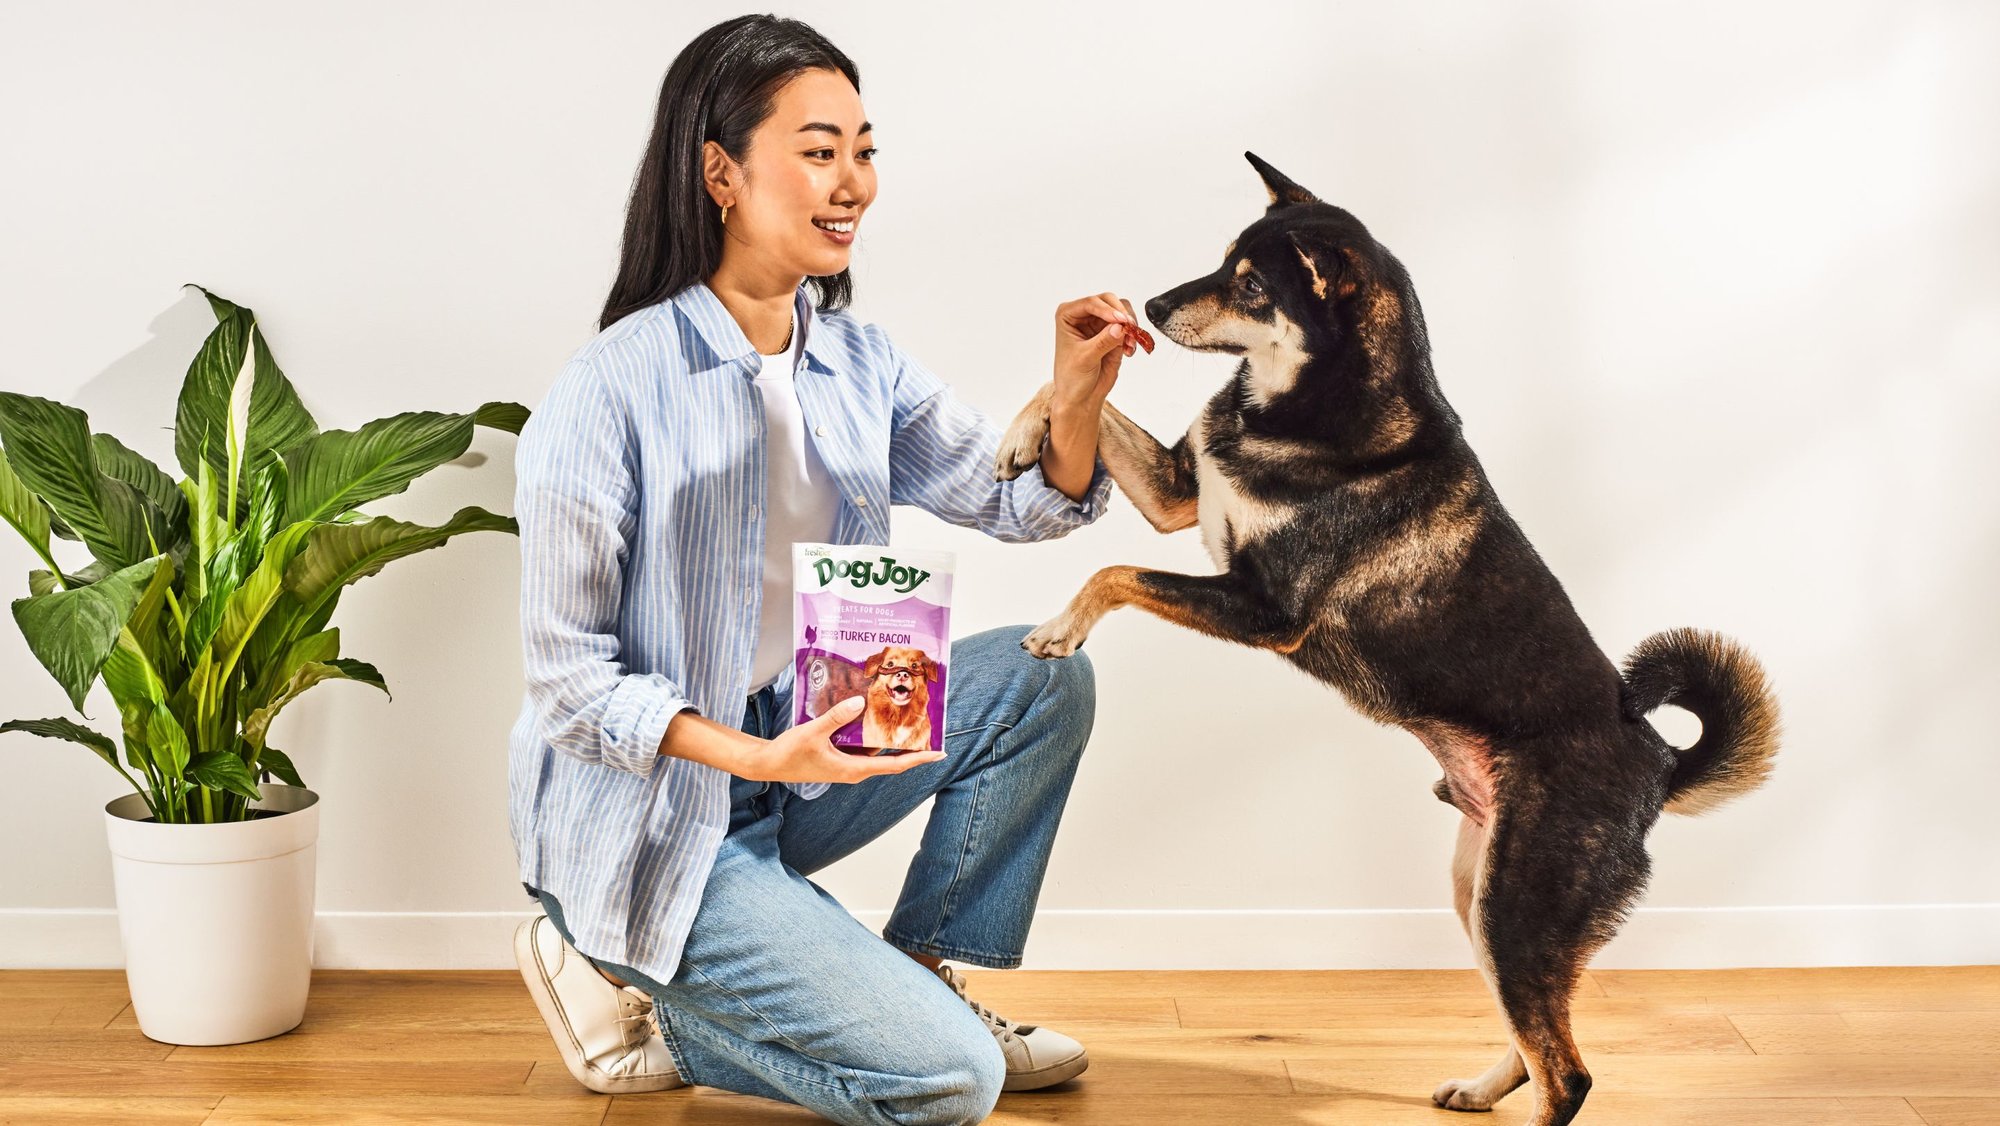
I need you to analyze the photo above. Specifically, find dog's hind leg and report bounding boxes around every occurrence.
[1473,812,1651,1126]
[1432,814,1530,1113]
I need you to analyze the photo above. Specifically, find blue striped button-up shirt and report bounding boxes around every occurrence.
[507,280,1114,983]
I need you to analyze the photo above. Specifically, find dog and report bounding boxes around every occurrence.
[994,152,1780,1126]
[861,645,936,752]
[802,653,872,721]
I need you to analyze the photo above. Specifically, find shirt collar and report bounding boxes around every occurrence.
[672,280,839,375]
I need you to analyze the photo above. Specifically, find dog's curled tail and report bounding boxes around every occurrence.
[1620,628,1781,816]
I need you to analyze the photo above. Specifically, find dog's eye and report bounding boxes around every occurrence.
[1243,275,1264,296]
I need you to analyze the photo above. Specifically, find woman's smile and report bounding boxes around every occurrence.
[813,216,858,245]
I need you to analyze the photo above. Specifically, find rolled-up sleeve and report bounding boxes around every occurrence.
[515,360,694,777]
[883,338,1114,542]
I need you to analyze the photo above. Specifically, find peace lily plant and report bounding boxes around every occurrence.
[0,287,524,824]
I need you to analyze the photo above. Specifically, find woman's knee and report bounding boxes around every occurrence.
[971,624,1095,708]
[869,1032,1004,1126]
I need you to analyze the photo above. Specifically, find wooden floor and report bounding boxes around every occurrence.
[2,966,1996,1124]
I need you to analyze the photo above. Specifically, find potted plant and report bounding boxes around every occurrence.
[0,286,525,1044]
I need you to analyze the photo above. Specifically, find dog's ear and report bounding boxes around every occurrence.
[922,655,938,682]
[1246,151,1318,209]
[863,649,887,677]
[1289,231,1356,301]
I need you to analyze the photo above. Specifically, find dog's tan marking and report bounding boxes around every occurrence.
[1356,395,1420,460]
[1191,412,1293,568]
[1098,401,1197,532]
[1331,468,1482,609]
[1296,244,1329,299]
[1358,283,1402,366]
[1433,814,1531,1113]
[1024,565,1308,658]
[1244,307,1309,408]
[1234,258,1253,278]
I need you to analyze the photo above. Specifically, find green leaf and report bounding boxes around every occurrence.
[279,405,521,525]
[29,559,111,597]
[474,401,530,435]
[202,521,317,694]
[91,433,188,553]
[0,717,120,771]
[146,702,191,781]
[240,627,340,733]
[282,506,517,626]
[9,555,166,713]
[173,288,317,510]
[183,454,287,660]
[189,748,261,802]
[257,744,304,787]
[178,457,224,607]
[0,393,155,571]
[241,655,389,751]
[0,442,51,560]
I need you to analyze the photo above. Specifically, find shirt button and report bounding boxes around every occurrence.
[814,425,827,436]
[748,504,760,519]
[854,495,868,508]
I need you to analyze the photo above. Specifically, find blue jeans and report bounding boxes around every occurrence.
[531,625,1094,1125]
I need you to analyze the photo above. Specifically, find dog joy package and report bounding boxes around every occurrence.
[793,543,954,755]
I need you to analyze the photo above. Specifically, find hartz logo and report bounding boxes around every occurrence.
[814,555,931,594]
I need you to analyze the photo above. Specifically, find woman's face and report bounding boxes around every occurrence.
[707,68,876,284]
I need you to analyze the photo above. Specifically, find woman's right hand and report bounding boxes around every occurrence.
[729,697,945,783]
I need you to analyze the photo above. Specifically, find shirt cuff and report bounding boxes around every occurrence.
[786,780,832,800]
[1020,454,1115,525]
[603,673,698,777]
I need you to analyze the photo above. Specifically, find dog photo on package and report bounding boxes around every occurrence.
[793,544,954,755]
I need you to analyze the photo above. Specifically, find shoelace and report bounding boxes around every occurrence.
[936,966,1020,1046]
[613,988,663,1047]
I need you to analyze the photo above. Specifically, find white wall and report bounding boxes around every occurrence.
[3,0,1995,970]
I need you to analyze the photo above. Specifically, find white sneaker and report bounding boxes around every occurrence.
[931,963,1088,1091]
[514,913,686,1093]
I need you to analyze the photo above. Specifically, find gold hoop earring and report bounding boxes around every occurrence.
[720,203,730,226]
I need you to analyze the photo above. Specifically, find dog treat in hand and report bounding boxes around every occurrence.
[794,543,954,755]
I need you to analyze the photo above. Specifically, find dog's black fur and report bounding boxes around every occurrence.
[995,153,1781,1126]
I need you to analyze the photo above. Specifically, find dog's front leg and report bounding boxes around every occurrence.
[995,385,1198,534]
[1022,565,1308,658]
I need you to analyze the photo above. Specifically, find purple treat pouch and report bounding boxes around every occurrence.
[793,543,954,755]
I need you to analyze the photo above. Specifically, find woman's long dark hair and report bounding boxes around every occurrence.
[600,15,861,331]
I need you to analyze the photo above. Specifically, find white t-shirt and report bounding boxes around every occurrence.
[748,308,840,691]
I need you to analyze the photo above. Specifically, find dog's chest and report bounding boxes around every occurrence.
[1191,412,1286,569]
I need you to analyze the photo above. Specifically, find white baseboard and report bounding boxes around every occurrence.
[3,904,1995,971]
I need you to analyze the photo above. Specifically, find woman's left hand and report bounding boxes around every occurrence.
[1052,292,1154,408]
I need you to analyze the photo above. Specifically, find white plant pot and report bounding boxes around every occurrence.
[102,783,320,1045]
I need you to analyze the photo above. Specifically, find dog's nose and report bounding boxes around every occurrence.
[1144,296,1169,325]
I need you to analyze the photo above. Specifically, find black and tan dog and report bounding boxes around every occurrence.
[995,153,1780,1126]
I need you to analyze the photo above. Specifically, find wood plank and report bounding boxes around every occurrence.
[0,1060,533,1099]
[1909,1099,2000,1125]
[1286,1053,2000,1099]
[1730,1011,2000,1055]
[0,1097,217,1124]
[201,1094,612,1124]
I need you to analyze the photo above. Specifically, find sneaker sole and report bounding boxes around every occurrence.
[513,917,686,1094]
[1002,1050,1089,1092]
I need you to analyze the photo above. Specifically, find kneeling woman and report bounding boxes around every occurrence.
[506,14,1150,1125]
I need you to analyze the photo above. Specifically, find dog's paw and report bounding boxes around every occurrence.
[1431,1078,1499,1112]
[993,386,1054,481]
[1021,613,1088,659]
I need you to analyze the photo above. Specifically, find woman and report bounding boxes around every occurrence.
[506,14,1149,1125]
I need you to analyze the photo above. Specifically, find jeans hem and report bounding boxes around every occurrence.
[881,932,1024,971]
